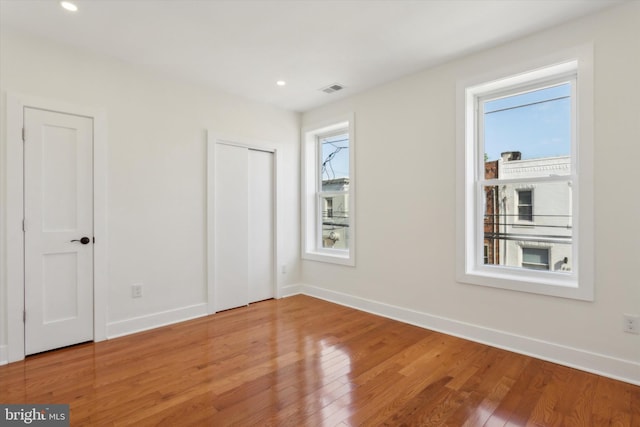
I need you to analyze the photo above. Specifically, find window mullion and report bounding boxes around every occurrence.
[480,176,572,186]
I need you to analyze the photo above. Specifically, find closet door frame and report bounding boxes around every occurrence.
[206,131,280,314]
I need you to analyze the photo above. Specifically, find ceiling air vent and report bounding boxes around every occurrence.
[321,83,345,94]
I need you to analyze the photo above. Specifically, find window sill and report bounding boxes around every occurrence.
[302,250,355,267]
[457,267,593,301]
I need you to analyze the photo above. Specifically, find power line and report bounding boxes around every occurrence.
[484,95,570,115]
[322,145,347,179]
[322,137,348,145]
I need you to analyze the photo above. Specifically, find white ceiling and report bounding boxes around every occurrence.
[0,0,622,112]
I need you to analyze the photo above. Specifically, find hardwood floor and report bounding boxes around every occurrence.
[1,295,638,426]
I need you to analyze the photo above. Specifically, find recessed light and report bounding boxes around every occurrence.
[60,1,78,12]
[276,80,286,87]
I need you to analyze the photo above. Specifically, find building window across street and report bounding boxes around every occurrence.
[516,190,533,222]
[522,247,550,271]
[325,197,334,218]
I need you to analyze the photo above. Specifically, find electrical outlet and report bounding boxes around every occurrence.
[281,264,287,274]
[131,284,143,299]
[623,314,639,334]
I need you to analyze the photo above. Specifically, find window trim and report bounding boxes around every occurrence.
[301,114,355,266]
[456,45,594,301]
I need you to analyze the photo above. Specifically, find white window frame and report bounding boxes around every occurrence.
[456,45,594,301]
[302,114,355,266]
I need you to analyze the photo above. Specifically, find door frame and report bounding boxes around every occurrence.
[206,131,280,314]
[4,93,108,362]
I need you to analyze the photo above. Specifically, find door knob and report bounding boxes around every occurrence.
[71,237,91,244]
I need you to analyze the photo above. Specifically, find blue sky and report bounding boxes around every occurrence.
[321,134,349,180]
[484,83,571,161]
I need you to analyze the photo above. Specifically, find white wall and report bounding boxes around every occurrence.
[300,2,640,383]
[0,29,300,352]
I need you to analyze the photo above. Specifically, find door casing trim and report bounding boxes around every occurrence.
[5,93,108,362]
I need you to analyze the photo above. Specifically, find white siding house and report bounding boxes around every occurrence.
[498,153,572,272]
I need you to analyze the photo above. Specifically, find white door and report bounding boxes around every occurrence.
[24,107,94,355]
[214,143,275,311]
[248,149,274,303]
[214,143,250,311]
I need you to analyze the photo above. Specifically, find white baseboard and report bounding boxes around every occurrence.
[300,284,640,386]
[106,284,306,340]
[0,345,8,366]
[280,283,303,298]
[107,303,209,339]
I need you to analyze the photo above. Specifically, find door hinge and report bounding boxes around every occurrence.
[22,219,26,232]
[22,128,26,142]
[23,310,26,323]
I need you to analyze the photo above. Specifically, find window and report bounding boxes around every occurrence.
[457,46,594,300]
[481,79,574,276]
[516,190,533,222]
[522,247,549,271]
[302,115,355,265]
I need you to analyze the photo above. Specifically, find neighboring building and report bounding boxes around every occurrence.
[321,177,350,250]
[494,152,573,272]
[484,160,500,265]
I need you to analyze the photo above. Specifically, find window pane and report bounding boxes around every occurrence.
[483,83,571,175]
[518,206,533,221]
[320,194,349,250]
[321,133,349,191]
[482,181,572,272]
[518,190,532,205]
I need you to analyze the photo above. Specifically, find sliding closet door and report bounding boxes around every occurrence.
[214,143,275,312]
[214,144,249,311]
[248,149,274,303]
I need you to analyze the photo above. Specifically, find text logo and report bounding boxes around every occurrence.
[0,405,69,426]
